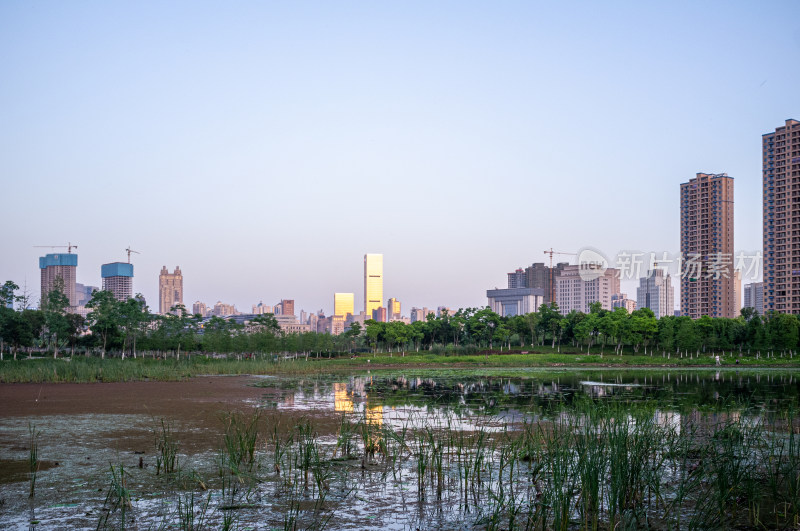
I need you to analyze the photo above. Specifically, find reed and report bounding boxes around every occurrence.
[153,418,180,475]
[97,463,132,530]
[28,423,39,499]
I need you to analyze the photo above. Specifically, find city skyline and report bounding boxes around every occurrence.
[2,2,798,315]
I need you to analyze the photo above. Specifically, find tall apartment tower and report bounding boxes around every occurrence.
[387,297,401,320]
[40,253,78,307]
[507,268,527,288]
[763,119,800,313]
[744,282,764,316]
[525,262,568,304]
[636,267,674,319]
[101,262,134,301]
[364,253,383,317]
[680,173,735,318]
[555,265,620,314]
[158,266,183,314]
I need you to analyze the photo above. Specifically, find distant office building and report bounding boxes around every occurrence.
[330,317,347,335]
[158,266,183,314]
[281,299,295,317]
[273,314,311,333]
[372,306,387,322]
[437,306,456,318]
[487,288,544,317]
[680,172,735,318]
[346,311,369,328]
[334,293,355,318]
[364,254,383,317]
[763,119,800,313]
[387,298,401,320]
[101,262,134,301]
[213,301,237,316]
[193,301,209,317]
[555,265,620,314]
[507,268,526,288]
[75,283,99,306]
[40,253,78,308]
[252,302,273,315]
[525,262,569,304]
[410,307,433,322]
[743,282,764,316]
[611,293,636,313]
[636,267,675,319]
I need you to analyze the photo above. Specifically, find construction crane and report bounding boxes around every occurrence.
[34,242,78,253]
[125,247,140,263]
[543,248,577,303]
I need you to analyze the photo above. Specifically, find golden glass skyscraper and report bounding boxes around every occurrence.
[364,253,383,317]
[334,292,354,318]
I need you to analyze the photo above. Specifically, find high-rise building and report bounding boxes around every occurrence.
[158,266,183,314]
[734,270,742,315]
[763,119,800,313]
[281,299,295,317]
[252,302,273,314]
[525,262,569,304]
[213,301,237,316]
[372,306,387,322]
[744,282,764,316]
[636,267,675,319]
[680,173,735,318]
[364,253,383,317]
[507,268,526,288]
[555,265,620,314]
[193,301,208,317]
[334,293,355,318]
[437,306,456,318]
[410,307,432,323]
[75,283,99,306]
[611,293,636,313]
[40,253,78,307]
[101,262,134,301]
[387,297,401,320]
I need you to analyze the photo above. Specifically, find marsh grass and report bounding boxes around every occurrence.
[97,463,132,530]
[66,399,800,529]
[28,423,39,499]
[221,411,260,476]
[4,350,800,384]
[154,418,179,475]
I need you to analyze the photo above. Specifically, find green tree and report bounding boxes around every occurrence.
[657,316,676,352]
[675,317,699,352]
[538,303,563,348]
[41,277,71,358]
[86,290,120,359]
[118,297,149,358]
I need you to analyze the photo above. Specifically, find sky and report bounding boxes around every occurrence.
[1,1,799,316]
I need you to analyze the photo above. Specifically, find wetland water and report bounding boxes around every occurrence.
[0,368,799,529]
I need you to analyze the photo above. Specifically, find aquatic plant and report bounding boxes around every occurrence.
[154,418,179,475]
[28,423,39,499]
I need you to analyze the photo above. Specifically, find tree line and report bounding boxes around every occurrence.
[1,280,798,358]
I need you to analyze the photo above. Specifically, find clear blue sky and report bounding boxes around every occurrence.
[1,1,798,315]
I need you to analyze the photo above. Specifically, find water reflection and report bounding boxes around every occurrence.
[267,369,800,425]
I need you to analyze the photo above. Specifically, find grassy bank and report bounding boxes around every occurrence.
[1,347,800,383]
